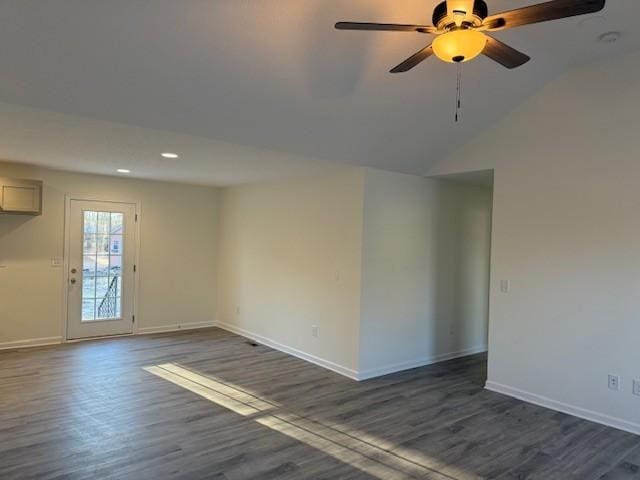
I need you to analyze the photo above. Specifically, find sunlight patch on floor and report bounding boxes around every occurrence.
[143,363,476,480]
[145,363,277,417]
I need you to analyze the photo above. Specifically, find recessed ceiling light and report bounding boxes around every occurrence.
[117,169,131,174]
[161,152,179,159]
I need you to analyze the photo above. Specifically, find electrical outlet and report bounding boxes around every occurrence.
[51,257,63,267]
[235,306,240,315]
[311,325,319,338]
[608,374,620,391]
[633,379,640,396]
[500,280,510,293]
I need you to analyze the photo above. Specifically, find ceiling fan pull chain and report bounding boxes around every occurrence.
[455,62,463,122]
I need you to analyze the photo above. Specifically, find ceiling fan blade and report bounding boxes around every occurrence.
[335,22,437,34]
[390,45,434,73]
[483,35,531,69]
[484,0,605,31]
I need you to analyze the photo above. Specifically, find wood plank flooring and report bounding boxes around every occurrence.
[1,328,638,479]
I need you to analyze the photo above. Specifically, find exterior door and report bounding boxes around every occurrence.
[67,199,136,339]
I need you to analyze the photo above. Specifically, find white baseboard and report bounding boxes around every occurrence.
[357,345,488,381]
[0,322,216,352]
[485,381,640,436]
[0,336,63,351]
[137,321,216,335]
[216,322,487,382]
[216,321,359,380]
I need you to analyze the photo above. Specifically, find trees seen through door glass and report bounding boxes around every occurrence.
[81,211,124,321]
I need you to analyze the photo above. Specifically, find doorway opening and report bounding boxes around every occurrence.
[429,169,494,385]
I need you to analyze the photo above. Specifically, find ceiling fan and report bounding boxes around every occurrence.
[335,0,606,72]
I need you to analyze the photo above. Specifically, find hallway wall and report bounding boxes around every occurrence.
[358,169,492,378]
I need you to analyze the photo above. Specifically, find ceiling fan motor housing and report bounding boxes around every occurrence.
[335,0,606,71]
[432,0,488,29]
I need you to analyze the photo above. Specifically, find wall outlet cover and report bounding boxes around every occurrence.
[633,379,640,396]
[608,374,620,391]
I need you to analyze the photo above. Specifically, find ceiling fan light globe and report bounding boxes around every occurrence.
[432,29,487,63]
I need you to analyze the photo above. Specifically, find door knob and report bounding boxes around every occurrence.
[71,268,77,274]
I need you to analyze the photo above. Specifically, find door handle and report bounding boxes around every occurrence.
[70,278,77,284]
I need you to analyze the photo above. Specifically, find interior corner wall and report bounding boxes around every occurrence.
[0,161,220,345]
[358,168,492,378]
[215,168,365,376]
[427,50,640,434]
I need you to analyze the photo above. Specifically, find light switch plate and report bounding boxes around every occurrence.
[633,379,640,396]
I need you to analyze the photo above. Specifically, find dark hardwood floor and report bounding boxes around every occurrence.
[1,328,638,479]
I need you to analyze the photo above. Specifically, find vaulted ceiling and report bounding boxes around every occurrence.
[0,0,638,185]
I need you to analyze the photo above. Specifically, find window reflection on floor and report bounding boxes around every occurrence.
[143,363,474,480]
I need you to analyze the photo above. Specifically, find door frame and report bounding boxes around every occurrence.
[62,195,141,342]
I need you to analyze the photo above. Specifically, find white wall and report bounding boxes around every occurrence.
[428,50,640,434]
[216,166,492,378]
[216,168,365,375]
[0,161,220,345]
[359,169,492,377]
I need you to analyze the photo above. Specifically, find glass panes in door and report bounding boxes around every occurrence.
[82,210,124,321]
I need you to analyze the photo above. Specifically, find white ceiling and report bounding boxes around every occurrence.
[431,169,494,188]
[0,102,348,185]
[0,0,638,185]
